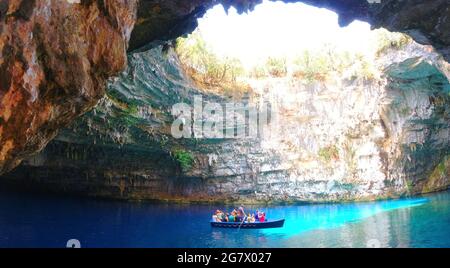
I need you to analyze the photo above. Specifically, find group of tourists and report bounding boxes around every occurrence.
[212,206,266,223]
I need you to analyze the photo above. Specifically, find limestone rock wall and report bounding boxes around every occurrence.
[0,0,449,177]
[3,43,448,203]
[0,0,138,174]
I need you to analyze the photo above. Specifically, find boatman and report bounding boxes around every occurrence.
[237,206,247,222]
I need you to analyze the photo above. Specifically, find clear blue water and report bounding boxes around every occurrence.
[0,189,449,248]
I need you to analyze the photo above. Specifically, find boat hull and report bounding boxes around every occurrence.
[210,219,285,229]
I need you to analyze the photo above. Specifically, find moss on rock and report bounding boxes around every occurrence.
[172,149,194,172]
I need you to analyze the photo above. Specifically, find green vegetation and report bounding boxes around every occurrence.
[106,91,139,116]
[292,49,330,82]
[176,31,248,97]
[126,103,139,116]
[292,47,359,82]
[249,65,266,79]
[175,28,413,87]
[399,106,411,117]
[422,156,449,193]
[318,145,339,162]
[437,161,447,176]
[106,91,128,109]
[406,180,414,193]
[173,149,194,171]
[375,29,412,57]
[265,57,288,77]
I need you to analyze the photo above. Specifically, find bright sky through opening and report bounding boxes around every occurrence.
[197,1,376,68]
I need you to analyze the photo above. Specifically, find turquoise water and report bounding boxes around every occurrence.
[0,189,449,248]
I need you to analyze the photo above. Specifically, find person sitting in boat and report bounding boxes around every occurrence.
[229,211,237,222]
[213,210,225,222]
[258,212,266,222]
[247,214,256,223]
[218,210,227,222]
[254,210,259,221]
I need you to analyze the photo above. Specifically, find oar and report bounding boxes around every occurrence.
[237,216,247,231]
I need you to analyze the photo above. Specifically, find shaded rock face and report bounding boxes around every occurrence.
[0,0,138,174]
[4,43,449,203]
[369,0,450,61]
[0,0,449,191]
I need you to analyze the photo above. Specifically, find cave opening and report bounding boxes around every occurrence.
[174,0,417,98]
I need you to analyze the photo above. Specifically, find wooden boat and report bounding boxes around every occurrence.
[210,219,285,229]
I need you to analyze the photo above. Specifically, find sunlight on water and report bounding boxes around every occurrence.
[261,197,429,237]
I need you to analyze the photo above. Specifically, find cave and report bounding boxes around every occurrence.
[0,0,449,248]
